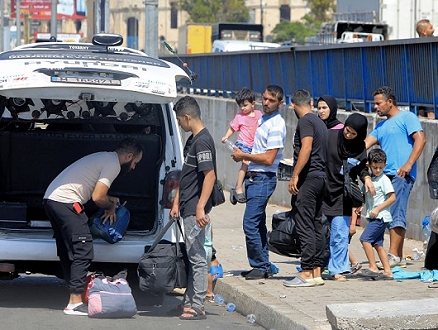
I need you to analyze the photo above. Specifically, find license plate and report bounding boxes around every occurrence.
[51,76,121,86]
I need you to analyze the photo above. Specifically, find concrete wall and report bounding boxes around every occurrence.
[188,95,438,241]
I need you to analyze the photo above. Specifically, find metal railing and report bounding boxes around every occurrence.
[161,37,438,115]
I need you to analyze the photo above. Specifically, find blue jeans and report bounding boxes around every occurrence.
[243,172,277,271]
[327,215,351,276]
[389,175,414,230]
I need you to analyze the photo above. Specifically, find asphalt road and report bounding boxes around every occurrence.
[0,274,265,330]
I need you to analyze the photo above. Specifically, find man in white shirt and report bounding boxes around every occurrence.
[43,138,143,316]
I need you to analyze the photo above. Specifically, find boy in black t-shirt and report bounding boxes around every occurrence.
[170,96,216,320]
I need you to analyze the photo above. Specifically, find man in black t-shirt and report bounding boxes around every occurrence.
[170,96,216,320]
[283,89,328,287]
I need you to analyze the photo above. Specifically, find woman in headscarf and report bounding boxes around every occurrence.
[317,95,344,130]
[323,113,369,281]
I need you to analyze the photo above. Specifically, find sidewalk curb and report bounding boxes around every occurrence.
[326,298,438,330]
[215,276,332,330]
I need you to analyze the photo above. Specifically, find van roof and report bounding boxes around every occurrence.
[0,41,191,103]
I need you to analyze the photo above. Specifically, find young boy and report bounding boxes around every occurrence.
[358,148,396,280]
[221,87,262,204]
[170,96,215,320]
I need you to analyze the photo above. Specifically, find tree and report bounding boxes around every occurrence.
[179,0,249,23]
[308,0,335,22]
[271,16,320,43]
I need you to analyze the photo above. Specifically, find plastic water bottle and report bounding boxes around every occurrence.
[270,263,279,274]
[422,216,432,250]
[188,215,210,240]
[224,139,235,151]
[247,314,256,324]
[214,293,224,306]
[226,303,235,312]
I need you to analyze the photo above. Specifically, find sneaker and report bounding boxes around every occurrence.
[63,303,88,316]
[376,254,401,270]
[283,275,315,287]
[312,278,325,286]
[398,258,407,268]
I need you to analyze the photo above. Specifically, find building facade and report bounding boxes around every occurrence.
[109,0,309,52]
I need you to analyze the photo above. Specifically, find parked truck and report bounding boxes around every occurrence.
[177,23,264,54]
[335,0,437,40]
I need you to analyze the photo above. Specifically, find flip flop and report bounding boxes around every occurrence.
[357,269,380,278]
[229,188,237,205]
[179,307,206,320]
[375,274,394,280]
[235,191,247,203]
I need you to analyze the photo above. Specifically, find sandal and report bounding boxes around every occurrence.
[229,189,237,205]
[331,274,347,282]
[350,263,362,274]
[234,191,247,203]
[179,307,206,320]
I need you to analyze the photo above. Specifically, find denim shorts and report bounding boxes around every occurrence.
[360,218,388,246]
[389,175,414,230]
[235,140,252,154]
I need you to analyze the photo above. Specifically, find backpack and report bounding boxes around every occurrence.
[89,204,130,243]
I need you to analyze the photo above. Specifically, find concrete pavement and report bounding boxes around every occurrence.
[208,191,437,330]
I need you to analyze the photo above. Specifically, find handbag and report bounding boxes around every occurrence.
[343,160,365,207]
[137,216,189,293]
[211,179,225,206]
[86,270,137,318]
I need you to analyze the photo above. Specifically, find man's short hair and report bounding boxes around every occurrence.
[173,95,201,119]
[116,138,144,157]
[368,148,387,164]
[291,89,312,106]
[235,87,256,105]
[417,19,431,36]
[373,86,397,106]
[266,85,284,102]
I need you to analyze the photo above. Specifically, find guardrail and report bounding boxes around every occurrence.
[161,37,438,115]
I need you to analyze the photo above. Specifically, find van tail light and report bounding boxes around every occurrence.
[162,170,181,209]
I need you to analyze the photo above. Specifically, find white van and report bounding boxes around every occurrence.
[0,34,190,279]
[212,40,280,52]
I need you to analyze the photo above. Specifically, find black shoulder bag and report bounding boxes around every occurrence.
[343,159,365,207]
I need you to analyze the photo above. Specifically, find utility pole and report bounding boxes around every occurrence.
[144,0,158,58]
[86,0,96,41]
[51,0,57,39]
[16,0,21,46]
[0,0,4,51]
[260,0,263,26]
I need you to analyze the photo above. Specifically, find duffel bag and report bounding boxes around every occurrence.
[87,270,137,318]
[137,216,188,293]
[268,211,301,258]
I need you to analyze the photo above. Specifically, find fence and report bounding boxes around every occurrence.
[161,37,438,116]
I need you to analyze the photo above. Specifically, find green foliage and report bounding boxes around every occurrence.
[271,16,321,43]
[179,0,249,23]
[308,0,335,22]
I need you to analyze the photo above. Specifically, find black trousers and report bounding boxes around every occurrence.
[291,175,326,271]
[43,199,94,294]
